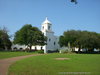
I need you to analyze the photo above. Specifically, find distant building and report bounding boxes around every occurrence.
[12,17,60,53]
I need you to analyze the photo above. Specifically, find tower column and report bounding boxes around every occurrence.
[41,17,53,53]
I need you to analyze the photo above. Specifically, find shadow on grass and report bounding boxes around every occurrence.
[73,51,100,54]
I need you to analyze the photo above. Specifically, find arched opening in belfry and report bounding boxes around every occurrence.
[48,25,50,30]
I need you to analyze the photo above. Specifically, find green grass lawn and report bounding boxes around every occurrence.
[0,51,36,59]
[8,53,100,75]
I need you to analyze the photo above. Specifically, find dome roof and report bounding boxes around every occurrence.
[42,17,51,24]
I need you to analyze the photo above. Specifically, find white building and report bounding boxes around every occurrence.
[12,17,60,53]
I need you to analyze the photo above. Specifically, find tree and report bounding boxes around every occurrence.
[34,31,47,50]
[59,36,66,47]
[60,30,81,47]
[13,24,47,51]
[74,31,100,52]
[59,30,100,52]
[0,27,12,50]
[0,30,4,49]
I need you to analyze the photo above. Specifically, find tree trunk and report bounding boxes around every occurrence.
[41,46,43,50]
[78,47,81,53]
[29,46,32,52]
[35,46,37,50]
[86,48,88,52]
[4,46,8,51]
[72,47,74,52]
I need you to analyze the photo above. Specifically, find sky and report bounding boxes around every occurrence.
[0,0,100,38]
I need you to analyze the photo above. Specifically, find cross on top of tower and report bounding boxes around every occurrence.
[42,17,51,24]
[45,17,48,21]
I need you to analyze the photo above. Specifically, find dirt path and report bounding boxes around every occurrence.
[0,54,43,75]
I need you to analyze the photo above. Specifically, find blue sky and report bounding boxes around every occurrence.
[0,0,100,38]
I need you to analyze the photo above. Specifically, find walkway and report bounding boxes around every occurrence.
[0,54,42,75]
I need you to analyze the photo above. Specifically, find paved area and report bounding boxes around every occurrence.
[0,54,42,75]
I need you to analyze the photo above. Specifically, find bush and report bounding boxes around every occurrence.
[48,50,59,53]
[37,50,44,53]
[59,47,75,54]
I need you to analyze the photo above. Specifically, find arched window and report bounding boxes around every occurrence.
[54,42,56,45]
[48,26,50,30]
[49,38,51,41]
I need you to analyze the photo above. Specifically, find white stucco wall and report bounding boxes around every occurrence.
[11,44,27,50]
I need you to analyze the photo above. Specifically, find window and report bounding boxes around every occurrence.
[54,42,56,45]
[49,38,51,41]
[48,26,50,30]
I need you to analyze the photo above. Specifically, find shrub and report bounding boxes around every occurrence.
[37,50,44,53]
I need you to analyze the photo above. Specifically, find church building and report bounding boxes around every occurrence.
[12,17,60,53]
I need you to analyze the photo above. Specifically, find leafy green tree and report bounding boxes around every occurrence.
[34,31,47,50]
[0,27,12,50]
[13,24,46,51]
[0,30,3,49]
[60,30,81,47]
[74,31,100,52]
[59,30,100,52]
[59,36,66,47]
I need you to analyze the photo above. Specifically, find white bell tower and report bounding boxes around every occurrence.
[41,17,59,53]
[41,17,53,35]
